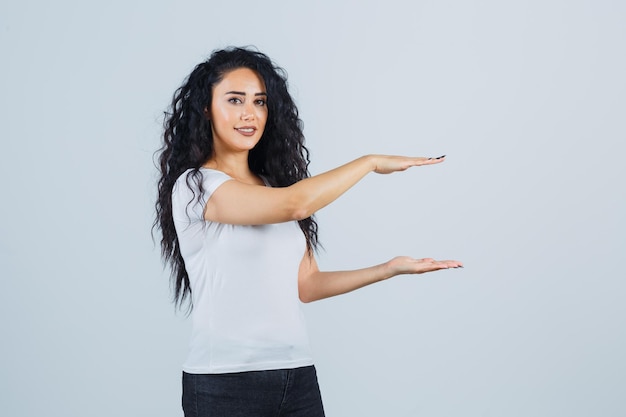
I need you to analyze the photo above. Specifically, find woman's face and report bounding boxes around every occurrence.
[208,67,268,156]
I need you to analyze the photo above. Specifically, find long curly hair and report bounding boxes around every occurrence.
[154,46,319,309]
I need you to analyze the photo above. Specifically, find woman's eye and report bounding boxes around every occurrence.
[255,99,266,106]
[228,97,242,104]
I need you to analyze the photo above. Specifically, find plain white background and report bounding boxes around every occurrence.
[1,1,624,416]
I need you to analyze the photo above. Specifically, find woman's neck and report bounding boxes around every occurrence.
[203,153,262,185]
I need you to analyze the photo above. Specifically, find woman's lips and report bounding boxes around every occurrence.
[235,127,256,136]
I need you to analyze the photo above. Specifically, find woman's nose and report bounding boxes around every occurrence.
[241,105,255,121]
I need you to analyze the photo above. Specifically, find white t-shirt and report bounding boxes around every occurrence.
[172,168,314,374]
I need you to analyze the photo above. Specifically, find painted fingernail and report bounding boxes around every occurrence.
[435,155,446,159]
[428,157,433,160]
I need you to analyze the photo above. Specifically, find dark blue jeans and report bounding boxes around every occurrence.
[182,365,325,417]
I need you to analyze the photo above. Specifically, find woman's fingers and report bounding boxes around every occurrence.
[388,256,463,275]
[373,155,446,174]
[416,155,446,167]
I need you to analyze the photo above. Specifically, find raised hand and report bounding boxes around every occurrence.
[386,256,463,275]
[372,154,446,174]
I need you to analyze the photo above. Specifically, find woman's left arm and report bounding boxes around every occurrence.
[298,252,463,303]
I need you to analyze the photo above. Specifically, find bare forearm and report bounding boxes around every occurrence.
[205,154,440,225]
[288,155,375,220]
[298,255,464,303]
[299,263,393,303]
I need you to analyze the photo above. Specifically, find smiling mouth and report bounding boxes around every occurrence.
[235,127,257,137]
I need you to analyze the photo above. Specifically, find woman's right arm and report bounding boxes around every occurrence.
[204,154,446,225]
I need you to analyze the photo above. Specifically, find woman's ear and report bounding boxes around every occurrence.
[203,107,210,120]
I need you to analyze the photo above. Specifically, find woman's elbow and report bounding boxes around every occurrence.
[291,207,313,221]
[299,293,313,303]
[298,279,318,303]
[298,289,317,303]
[286,191,314,221]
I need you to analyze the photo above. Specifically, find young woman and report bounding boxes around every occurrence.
[155,46,462,417]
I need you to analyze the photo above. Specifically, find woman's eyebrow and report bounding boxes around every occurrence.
[224,90,267,96]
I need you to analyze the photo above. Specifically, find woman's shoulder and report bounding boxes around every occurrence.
[199,167,233,178]
[173,167,234,200]
[174,167,232,186]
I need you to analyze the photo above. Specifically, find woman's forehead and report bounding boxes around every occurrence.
[215,68,266,93]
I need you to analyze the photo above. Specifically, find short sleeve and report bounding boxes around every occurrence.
[171,168,232,223]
